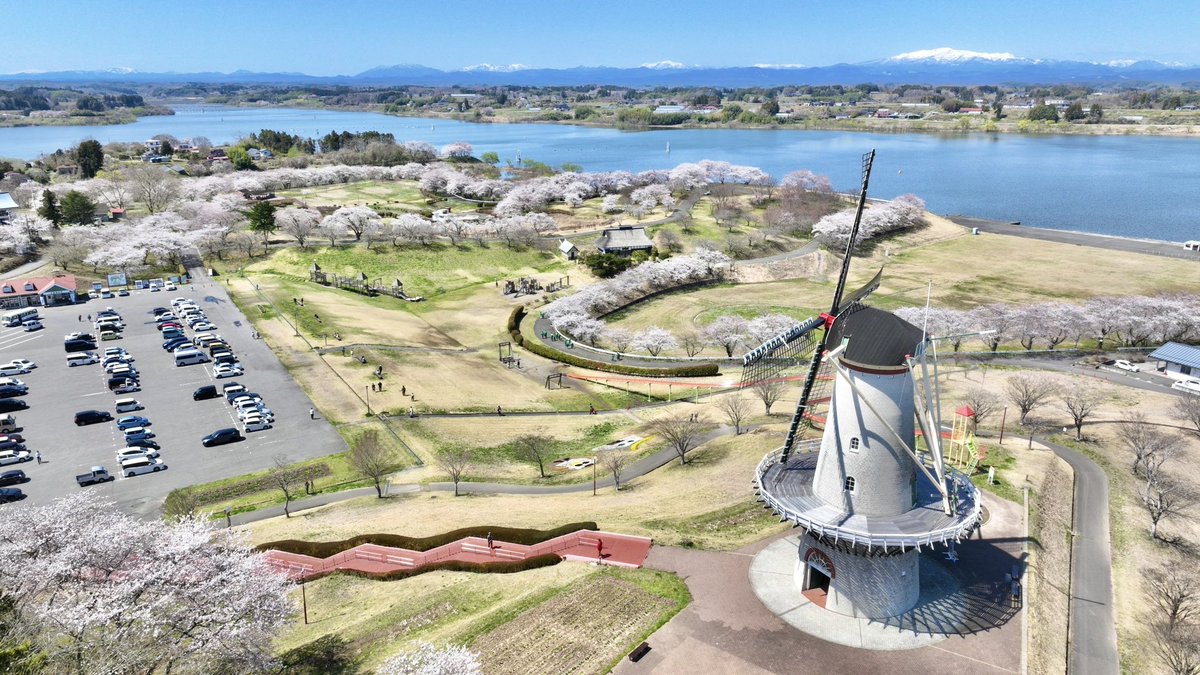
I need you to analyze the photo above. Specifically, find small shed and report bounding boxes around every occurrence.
[558,239,579,260]
[1147,342,1200,379]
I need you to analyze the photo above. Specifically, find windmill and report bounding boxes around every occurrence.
[746,150,981,620]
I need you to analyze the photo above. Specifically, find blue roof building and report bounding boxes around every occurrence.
[1147,341,1200,378]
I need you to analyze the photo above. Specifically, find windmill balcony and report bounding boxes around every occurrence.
[754,447,982,554]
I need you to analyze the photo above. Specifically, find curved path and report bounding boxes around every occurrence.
[1039,437,1120,675]
[265,530,652,581]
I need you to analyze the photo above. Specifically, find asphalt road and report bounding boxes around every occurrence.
[947,215,1200,260]
[0,278,346,519]
[1042,438,1120,675]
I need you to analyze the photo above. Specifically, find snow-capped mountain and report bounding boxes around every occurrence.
[4,48,1199,87]
[885,47,1022,64]
[460,63,528,73]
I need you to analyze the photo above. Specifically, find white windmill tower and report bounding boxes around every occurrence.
[745,151,981,619]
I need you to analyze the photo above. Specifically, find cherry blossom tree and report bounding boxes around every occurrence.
[328,206,380,241]
[394,214,432,246]
[0,493,293,674]
[601,194,622,214]
[780,169,833,194]
[441,142,474,159]
[0,214,52,252]
[378,642,481,675]
[275,207,321,249]
[604,327,634,353]
[746,314,799,346]
[632,327,677,356]
[703,315,749,357]
[316,217,346,247]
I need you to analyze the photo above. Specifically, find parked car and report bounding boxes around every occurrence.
[116,415,151,430]
[0,386,28,399]
[76,467,113,486]
[0,400,28,413]
[0,469,28,486]
[1172,379,1200,395]
[64,332,95,341]
[0,450,31,466]
[120,456,166,478]
[201,428,243,447]
[75,410,113,426]
[117,289,130,297]
[103,347,129,357]
[0,487,26,503]
[116,447,159,461]
[65,339,97,353]
[0,434,25,444]
[69,352,101,367]
[3,359,35,371]
[214,364,244,378]
[1112,359,1141,373]
[193,385,220,401]
[243,418,272,432]
[22,320,43,332]
[112,381,140,395]
[126,437,160,450]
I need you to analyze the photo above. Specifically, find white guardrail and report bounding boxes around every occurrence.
[754,447,982,552]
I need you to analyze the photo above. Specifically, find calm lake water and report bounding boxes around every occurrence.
[1,105,1198,242]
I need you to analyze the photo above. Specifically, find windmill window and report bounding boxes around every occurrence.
[844,476,856,492]
[848,437,860,453]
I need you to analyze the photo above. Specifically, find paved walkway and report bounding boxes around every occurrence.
[947,215,1199,260]
[1040,438,1119,675]
[265,530,652,581]
[617,492,1024,675]
[0,257,45,280]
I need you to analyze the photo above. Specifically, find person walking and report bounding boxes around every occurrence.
[496,405,503,416]
[486,531,494,551]
[35,451,42,465]
[596,537,603,561]
[309,408,315,420]
[401,385,406,396]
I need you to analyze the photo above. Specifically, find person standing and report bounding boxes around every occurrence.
[596,537,603,561]
[35,451,42,465]
[486,531,494,551]
[309,408,315,420]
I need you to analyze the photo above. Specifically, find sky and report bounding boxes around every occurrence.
[5,0,1199,75]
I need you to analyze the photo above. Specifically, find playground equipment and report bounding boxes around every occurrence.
[945,405,983,475]
[309,263,424,302]
[503,276,569,297]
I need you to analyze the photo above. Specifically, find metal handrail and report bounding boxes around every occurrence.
[753,447,982,550]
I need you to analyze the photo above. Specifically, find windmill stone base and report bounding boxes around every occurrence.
[795,533,920,619]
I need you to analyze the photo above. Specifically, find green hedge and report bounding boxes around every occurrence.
[508,307,720,378]
[257,522,599,558]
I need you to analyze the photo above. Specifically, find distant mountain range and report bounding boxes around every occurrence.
[5,48,1199,87]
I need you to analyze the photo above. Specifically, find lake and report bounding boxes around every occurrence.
[1,105,1198,242]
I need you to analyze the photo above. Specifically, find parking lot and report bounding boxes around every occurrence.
[0,278,347,518]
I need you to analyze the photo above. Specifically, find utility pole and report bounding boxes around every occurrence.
[365,385,371,415]
[998,405,1009,445]
[592,458,597,496]
[301,581,308,624]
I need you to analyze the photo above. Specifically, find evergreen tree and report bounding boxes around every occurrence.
[59,191,97,226]
[245,201,278,245]
[75,139,104,178]
[37,190,61,226]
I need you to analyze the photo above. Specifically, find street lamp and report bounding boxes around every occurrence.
[365,385,371,415]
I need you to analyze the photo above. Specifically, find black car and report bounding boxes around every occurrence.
[163,338,190,351]
[193,385,219,401]
[201,428,243,447]
[150,307,169,314]
[213,354,238,365]
[74,409,113,426]
[0,470,27,486]
[0,487,25,503]
[126,438,160,450]
[0,400,28,413]
[0,386,27,399]
[65,339,97,354]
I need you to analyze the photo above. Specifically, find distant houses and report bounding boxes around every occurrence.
[595,226,653,256]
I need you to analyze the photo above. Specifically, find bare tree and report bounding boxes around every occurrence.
[1141,467,1196,540]
[679,331,705,357]
[1061,383,1103,441]
[267,454,302,518]
[597,449,632,490]
[436,450,473,496]
[1175,396,1200,438]
[513,431,554,479]
[650,413,707,465]
[1145,564,1200,631]
[753,379,786,415]
[125,164,180,214]
[230,231,259,258]
[717,393,751,434]
[275,206,320,249]
[961,386,1001,428]
[1153,623,1200,675]
[1005,373,1057,425]
[1122,413,1179,476]
[348,429,396,498]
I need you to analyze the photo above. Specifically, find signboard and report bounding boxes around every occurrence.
[91,282,103,292]
[106,273,127,288]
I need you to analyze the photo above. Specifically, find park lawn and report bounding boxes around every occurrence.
[276,565,689,674]
[276,179,427,209]
[177,419,417,518]
[246,242,564,298]
[244,430,790,550]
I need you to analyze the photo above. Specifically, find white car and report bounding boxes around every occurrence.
[1113,360,1140,373]
[243,418,272,432]
[103,348,128,357]
[214,365,244,379]
[115,447,159,461]
[6,359,35,370]
[120,456,166,478]
[239,410,273,424]
[0,378,26,389]
[192,322,217,331]
[1172,379,1200,395]
[236,400,272,416]
[0,450,31,466]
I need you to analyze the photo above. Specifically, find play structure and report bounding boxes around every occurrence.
[264,530,652,582]
[309,263,424,302]
[502,276,569,297]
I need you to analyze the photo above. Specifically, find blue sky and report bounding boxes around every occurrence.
[6,0,1198,74]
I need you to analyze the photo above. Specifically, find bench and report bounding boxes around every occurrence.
[628,642,651,662]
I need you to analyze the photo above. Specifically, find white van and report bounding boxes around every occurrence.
[67,353,100,367]
[175,351,208,367]
[114,398,143,413]
[120,456,165,478]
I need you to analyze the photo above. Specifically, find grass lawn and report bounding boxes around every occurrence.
[246,242,564,299]
[276,564,689,673]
